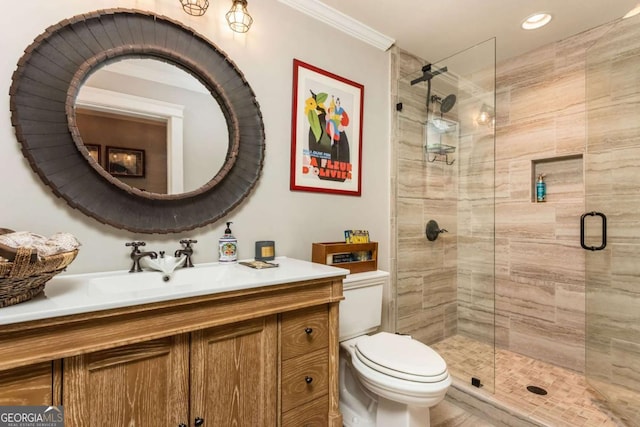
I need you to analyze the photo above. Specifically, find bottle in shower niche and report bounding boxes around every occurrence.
[536,174,546,202]
[219,221,238,263]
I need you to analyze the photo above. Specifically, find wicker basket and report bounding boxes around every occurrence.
[0,246,78,308]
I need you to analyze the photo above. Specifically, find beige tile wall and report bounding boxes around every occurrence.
[492,23,621,372]
[391,21,625,374]
[584,15,640,422]
[391,48,460,345]
[391,46,495,351]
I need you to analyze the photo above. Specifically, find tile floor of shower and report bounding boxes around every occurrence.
[430,335,637,427]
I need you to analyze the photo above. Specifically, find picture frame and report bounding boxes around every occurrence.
[290,59,364,196]
[85,144,101,165]
[106,146,145,177]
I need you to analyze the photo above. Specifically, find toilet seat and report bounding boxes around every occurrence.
[344,335,451,407]
[355,332,448,383]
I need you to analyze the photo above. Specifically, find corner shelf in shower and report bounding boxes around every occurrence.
[426,143,456,165]
[530,154,583,203]
[427,117,458,134]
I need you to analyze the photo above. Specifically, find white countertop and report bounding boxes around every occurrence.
[0,257,349,326]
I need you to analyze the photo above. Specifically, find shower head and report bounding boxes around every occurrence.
[430,94,457,113]
[440,94,457,113]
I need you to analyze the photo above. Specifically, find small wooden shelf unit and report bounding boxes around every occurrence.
[312,242,378,274]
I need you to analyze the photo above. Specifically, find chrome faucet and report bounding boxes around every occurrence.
[175,239,197,268]
[126,241,158,273]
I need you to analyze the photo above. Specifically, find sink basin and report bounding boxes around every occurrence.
[87,262,245,296]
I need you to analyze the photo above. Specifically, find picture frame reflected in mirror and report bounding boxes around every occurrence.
[106,146,145,177]
[85,144,101,165]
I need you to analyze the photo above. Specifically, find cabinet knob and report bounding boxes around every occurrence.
[305,376,313,384]
[194,417,205,426]
[179,424,187,427]
[304,327,313,334]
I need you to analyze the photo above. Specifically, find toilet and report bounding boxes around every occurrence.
[339,271,451,427]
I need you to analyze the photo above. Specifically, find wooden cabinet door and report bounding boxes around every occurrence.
[63,335,189,427]
[0,362,55,405]
[190,316,277,427]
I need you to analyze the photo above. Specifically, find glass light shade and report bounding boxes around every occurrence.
[180,0,209,16]
[624,3,640,19]
[521,12,552,30]
[477,104,494,126]
[226,0,254,33]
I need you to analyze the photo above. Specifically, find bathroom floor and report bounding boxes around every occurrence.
[431,335,629,427]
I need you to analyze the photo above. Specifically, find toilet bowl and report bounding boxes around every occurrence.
[339,271,451,427]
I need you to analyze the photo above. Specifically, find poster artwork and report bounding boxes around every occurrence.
[290,59,363,196]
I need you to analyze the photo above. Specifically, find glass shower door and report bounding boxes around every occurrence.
[585,13,640,426]
[393,38,495,392]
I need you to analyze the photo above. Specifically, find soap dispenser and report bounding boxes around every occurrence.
[219,222,238,263]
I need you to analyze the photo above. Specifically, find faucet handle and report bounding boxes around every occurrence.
[179,239,198,248]
[126,241,146,252]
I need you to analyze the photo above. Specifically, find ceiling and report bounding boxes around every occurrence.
[319,0,638,63]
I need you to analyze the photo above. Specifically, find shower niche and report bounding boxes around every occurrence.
[530,154,583,203]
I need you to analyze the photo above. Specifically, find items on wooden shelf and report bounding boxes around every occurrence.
[312,241,378,274]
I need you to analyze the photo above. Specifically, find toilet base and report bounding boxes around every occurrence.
[376,397,430,427]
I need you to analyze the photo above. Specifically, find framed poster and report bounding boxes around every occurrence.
[106,146,145,177]
[290,59,364,196]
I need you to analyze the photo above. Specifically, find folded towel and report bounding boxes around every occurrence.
[0,231,81,258]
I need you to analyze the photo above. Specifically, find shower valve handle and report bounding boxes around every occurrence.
[426,220,447,242]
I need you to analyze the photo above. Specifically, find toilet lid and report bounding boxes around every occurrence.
[355,332,448,383]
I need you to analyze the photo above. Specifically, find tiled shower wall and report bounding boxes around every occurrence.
[494,23,619,372]
[390,46,494,348]
[391,21,620,373]
[390,48,459,345]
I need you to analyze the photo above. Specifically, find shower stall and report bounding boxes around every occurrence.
[391,11,640,426]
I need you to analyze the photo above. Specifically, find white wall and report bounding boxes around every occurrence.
[0,0,390,274]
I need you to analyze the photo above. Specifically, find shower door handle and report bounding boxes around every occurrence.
[580,211,607,251]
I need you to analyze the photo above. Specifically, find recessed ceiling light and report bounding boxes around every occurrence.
[624,3,640,19]
[521,12,552,30]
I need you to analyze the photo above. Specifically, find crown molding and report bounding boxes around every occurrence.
[278,0,395,51]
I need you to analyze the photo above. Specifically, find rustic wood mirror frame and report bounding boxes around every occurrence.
[10,9,265,233]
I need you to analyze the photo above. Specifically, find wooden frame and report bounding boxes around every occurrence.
[9,9,265,233]
[290,59,364,196]
[106,146,145,177]
[85,144,101,165]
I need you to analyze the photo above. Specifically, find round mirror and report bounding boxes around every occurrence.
[10,9,265,233]
[76,58,229,195]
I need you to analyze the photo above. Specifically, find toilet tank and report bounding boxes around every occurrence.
[339,270,389,341]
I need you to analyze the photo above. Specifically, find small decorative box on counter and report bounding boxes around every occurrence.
[311,241,378,274]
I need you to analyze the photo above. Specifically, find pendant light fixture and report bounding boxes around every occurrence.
[179,0,210,16]
[226,0,254,33]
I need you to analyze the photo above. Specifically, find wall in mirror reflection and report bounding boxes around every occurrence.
[76,58,229,196]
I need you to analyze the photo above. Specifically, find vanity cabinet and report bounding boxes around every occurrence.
[0,362,57,406]
[0,273,344,427]
[281,305,330,426]
[63,317,277,426]
[190,316,277,426]
[63,335,190,426]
